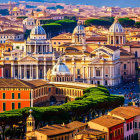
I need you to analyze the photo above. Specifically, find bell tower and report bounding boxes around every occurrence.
[26,109,35,132]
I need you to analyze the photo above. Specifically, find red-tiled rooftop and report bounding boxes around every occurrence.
[109,106,140,120]
[89,115,124,128]
[0,29,23,35]
[86,36,107,42]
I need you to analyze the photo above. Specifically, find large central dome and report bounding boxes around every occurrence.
[31,26,46,35]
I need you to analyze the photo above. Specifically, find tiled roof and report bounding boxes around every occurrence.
[77,128,106,136]
[37,124,73,136]
[0,79,30,88]
[0,79,51,88]
[37,121,87,137]
[21,80,52,88]
[66,121,88,129]
[51,33,72,40]
[104,45,119,51]
[0,29,23,35]
[109,106,140,120]
[89,115,124,128]
[86,36,107,42]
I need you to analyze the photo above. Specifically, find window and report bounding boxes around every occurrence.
[124,72,126,75]
[130,122,132,130]
[110,133,112,139]
[135,122,137,128]
[115,130,117,137]
[12,103,15,110]
[54,42,56,45]
[124,64,127,70]
[77,69,80,75]
[121,128,123,134]
[49,88,51,92]
[96,69,100,76]
[12,93,15,99]
[118,129,120,135]
[3,103,6,111]
[18,93,21,99]
[3,93,5,99]
[127,123,129,131]
[18,103,21,109]
[135,51,138,58]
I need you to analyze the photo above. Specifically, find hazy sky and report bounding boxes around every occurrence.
[53,0,140,7]
[0,0,139,8]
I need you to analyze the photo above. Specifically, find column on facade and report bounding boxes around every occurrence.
[36,45,38,54]
[18,65,20,79]
[113,35,115,45]
[41,45,43,54]
[102,66,104,85]
[110,36,112,44]
[20,65,22,79]
[89,67,91,84]
[35,43,36,54]
[30,45,32,53]
[83,66,85,82]
[13,65,15,78]
[30,65,32,79]
[11,65,13,78]
[93,66,95,77]
[1,67,3,78]
[32,65,33,79]
[36,65,38,79]
[73,66,75,81]
[24,65,26,79]
[119,36,121,44]
[44,64,46,80]
[110,66,112,78]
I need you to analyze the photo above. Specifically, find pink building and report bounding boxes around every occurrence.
[108,106,140,140]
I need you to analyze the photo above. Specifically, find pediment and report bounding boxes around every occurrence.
[90,58,100,64]
[18,56,38,64]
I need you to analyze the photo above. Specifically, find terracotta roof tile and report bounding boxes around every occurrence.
[109,106,140,120]
[77,128,106,136]
[89,115,124,128]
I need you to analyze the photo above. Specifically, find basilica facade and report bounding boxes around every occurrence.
[0,24,53,80]
[0,18,136,87]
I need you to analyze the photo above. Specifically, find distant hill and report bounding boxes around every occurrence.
[1,0,140,8]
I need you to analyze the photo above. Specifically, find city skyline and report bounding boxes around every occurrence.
[0,0,140,8]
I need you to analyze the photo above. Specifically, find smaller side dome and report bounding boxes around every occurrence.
[73,21,85,34]
[52,59,71,75]
[109,17,124,33]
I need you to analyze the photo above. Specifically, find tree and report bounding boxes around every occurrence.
[85,19,112,27]
[42,23,62,38]
[118,18,135,27]
[135,22,140,28]
[0,86,124,132]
